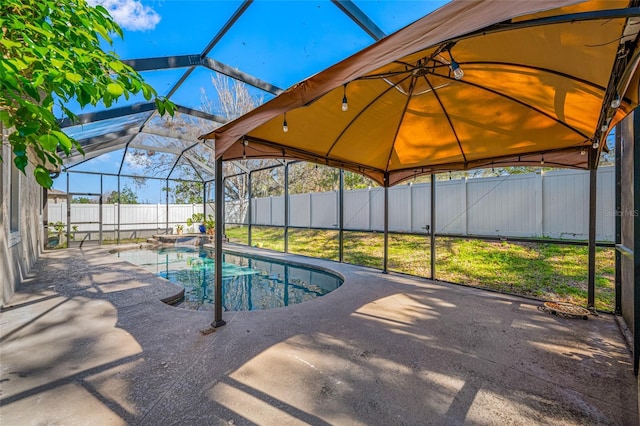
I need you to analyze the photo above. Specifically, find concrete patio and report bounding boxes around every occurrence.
[0,244,637,425]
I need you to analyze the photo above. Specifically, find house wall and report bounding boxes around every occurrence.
[1,123,43,307]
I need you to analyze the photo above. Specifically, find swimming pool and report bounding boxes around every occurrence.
[116,247,342,311]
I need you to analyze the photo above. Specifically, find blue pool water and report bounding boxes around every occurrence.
[116,247,342,311]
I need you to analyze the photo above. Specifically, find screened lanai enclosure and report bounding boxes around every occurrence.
[46,0,640,374]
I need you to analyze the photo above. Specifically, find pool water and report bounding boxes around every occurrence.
[116,247,342,311]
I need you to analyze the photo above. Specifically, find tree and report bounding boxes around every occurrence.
[163,180,203,204]
[104,185,138,204]
[73,196,93,204]
[0,0,173,188]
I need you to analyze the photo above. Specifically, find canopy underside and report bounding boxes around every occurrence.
[205,0,640,186]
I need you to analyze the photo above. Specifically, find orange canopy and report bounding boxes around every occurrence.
[201,0,640,186]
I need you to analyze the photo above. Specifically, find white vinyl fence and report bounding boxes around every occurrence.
[228,167,615,241]
[47,203,206,240]
[49,167,616,242]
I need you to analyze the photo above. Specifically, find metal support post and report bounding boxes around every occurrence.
[284,163,289,253]
[633,110,640,375]
[203,181,207,222]
[66,173,71,247]
[383,173,389,274]
[99,174,103,245]
[248,171,252,247]
[615,124,622,315]
[587,155,597,310]
[431,173,436,280]
[117,175,121,244]
[339,169,344,263]
[212,157,226,328]
[165,179,169,234]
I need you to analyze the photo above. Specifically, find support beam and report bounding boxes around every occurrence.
[63,135,135,168]
[383,173,389,274]
[117,175,121,244]
[284,163,289,253]
[431,173,436,280]
[212,157,226,328]
[201,0,252,58]
[174,105,227,124]
[339,169,344,263]
[331,0,386,41]
[248,171,253,247]
[59,101,227,129]
[615,124,622,315]
[587,158,597,310]
[165,179,169,235]
[122,54,205,72]
[633,110,640,375]
[203,182,207,224]
[202,57,282,95]
[58,102,156,127]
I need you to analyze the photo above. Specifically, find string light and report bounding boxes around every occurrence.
[282,113,288,133]
[540,155,544,166]
[446,45,464,80]
[341,84,348,112]
[611,93,621,109]
[580,149,586,156]
[450,60,464,80]
[593,140,599,149]
[242,138,248,159]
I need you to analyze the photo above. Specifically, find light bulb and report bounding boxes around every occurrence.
[341,84,348,111]
[450,61,464,80]
[601,124,609,133]
[593,141,599,149]
[282,114,288,133]
[611,94,621,109]
[580,149,586,156]
[541,157,545,165]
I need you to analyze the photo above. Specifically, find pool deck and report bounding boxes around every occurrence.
[1,244,637,425]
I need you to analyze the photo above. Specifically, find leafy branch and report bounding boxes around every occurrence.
[0,0,174,187]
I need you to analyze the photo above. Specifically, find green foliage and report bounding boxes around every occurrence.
[0,0,174,188]
[104,185,138,204]
[164,181,203,204]
[185,212,214,232]
[204,215,215,232]
[47,221,77,248]
[186,212,204,227]
[73,196,93,204]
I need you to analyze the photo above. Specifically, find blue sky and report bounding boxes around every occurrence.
[82,0,447,112]
[55,0,448,198]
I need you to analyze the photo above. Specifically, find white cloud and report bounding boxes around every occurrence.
[89,0,161,31]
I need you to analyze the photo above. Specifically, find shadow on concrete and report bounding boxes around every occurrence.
[0,245,637,425]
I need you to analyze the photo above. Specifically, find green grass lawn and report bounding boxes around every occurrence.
[225,225,615,312]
